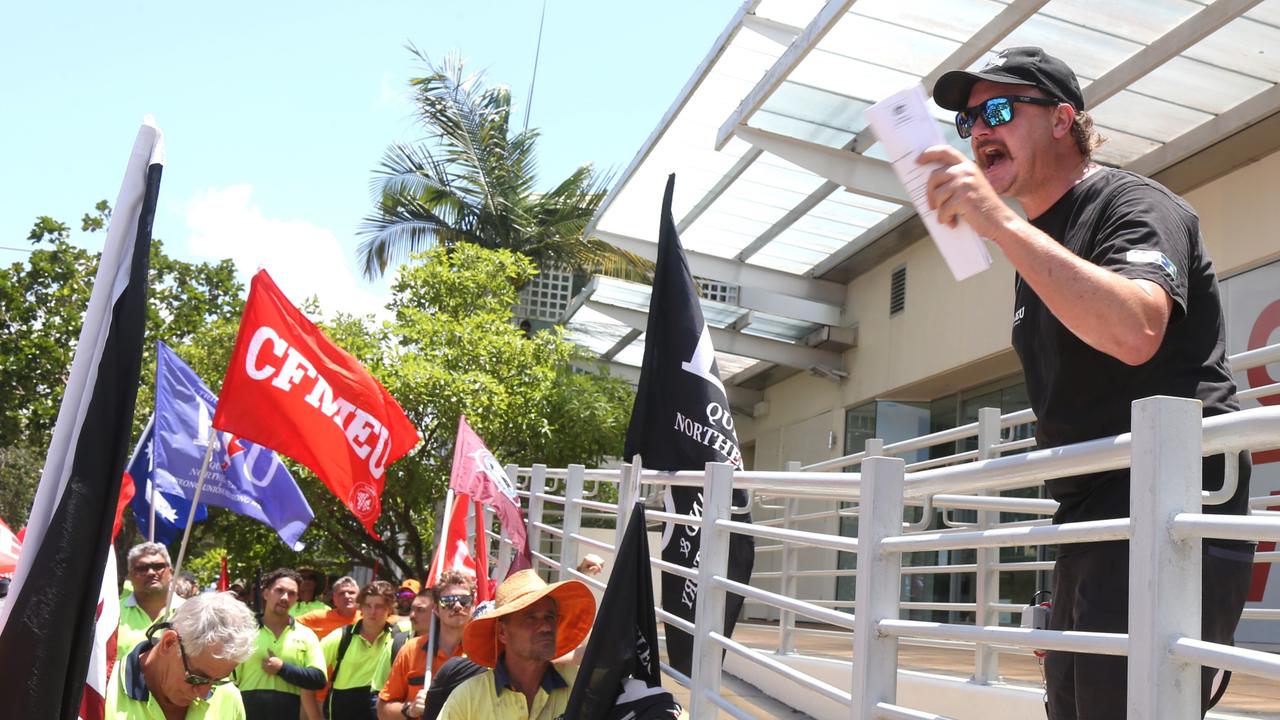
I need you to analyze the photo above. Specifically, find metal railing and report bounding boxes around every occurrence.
[496,342,1280,719]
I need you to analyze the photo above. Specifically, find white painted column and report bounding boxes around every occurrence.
[851,455,905,719]
[560,464,585,583]
[689,462,735,720]
[527,464,547,562]
[973,407,1002,683]
[1128,396,1202,720]
[779,460,802,654]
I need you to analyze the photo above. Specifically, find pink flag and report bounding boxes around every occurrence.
[449,416,530,570]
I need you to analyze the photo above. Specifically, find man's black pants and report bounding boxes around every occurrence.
[1044,539,1255,719]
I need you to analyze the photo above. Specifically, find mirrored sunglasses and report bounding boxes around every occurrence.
[436,594,474,609]
[955,95,1060,139]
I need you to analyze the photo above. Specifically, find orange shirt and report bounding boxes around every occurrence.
[296,606,359,641]
[378,635,464,703]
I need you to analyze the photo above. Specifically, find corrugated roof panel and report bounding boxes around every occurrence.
[851,0,1011,42]
[1091,90,1213,143]
[1183,13,1280,80]
[1039,0,1202,45]
[817,13,961,77]
[1128,56,1272,115]
[1089,126,1161,166]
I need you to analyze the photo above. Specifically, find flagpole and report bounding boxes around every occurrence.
[424,488,455,682]
[166,426,216,611]
[125,415,158,542]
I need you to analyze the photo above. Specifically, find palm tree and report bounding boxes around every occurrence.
[358,50,645,280]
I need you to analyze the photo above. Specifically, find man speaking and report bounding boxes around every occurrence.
[922,47,1254,719]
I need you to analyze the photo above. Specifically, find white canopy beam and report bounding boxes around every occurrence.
[601,328,642,361]
[586,301,844,371]
[1084,0,1264,109]
[737,285,844,327]
[733,126,908,205]
[594,230,845,305]
[716,0,860,150]
[1126,81,1280,177]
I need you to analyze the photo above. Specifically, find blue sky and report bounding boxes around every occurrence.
[2,1,741,314]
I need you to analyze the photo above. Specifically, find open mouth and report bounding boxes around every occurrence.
[978,144,1009,173]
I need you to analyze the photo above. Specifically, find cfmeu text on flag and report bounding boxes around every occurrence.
[238,325,398,479]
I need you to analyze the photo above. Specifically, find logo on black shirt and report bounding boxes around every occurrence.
[1012,305,1025,327]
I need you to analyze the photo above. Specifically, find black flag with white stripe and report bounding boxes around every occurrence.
[0,120,162,719]
[622,173,754,678]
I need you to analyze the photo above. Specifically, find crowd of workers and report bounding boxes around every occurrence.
[108,541,612,720]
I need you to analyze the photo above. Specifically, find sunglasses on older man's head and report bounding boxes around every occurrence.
[176,632,232,687]
[954,95,1060,139]
[437,594,474,609]
[147,623,231,687]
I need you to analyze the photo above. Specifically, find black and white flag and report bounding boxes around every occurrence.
[622,173,754,677]
[0,119,162,719]
[564,501,681,720]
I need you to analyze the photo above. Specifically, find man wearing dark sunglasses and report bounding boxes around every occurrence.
[921,47,1252,720]
[376,572,476,719]
[105,592,257,718]
[118,542,182,660]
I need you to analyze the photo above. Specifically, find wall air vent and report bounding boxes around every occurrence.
[890,264,906,316]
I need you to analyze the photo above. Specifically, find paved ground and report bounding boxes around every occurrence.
[662,622,1280,719]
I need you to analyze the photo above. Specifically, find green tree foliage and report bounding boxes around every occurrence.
[294,244,633,580]
[1,208,631,583]
[0,203,243,529]
[357,51,646,280]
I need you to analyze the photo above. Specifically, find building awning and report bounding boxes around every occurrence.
[566,0,1280,390]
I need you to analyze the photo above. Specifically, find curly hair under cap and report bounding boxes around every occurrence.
[1071,110,1106,159]
[171,592,257,662]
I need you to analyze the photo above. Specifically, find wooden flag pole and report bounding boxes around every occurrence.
[166,426,216,612]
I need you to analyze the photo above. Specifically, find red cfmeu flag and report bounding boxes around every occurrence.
[213,269,420,538]
[449,416,530,572]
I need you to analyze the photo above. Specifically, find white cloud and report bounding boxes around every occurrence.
[183,185,390,320]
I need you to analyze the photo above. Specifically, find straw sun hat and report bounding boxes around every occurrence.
[462,569,596,667]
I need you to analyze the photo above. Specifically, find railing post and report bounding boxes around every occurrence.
[560,464,585,583]
[689,462,735,720]
[972,407,1001,684]
[779,460,802,654]
[616,462,639,551]
[1128,396,1202,720]
[851,456,905,719]
[527,464,547,563]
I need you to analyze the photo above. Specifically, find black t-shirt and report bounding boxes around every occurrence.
[1011,167,1242,526]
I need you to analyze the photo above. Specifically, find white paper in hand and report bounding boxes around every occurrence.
[865,85,992,281]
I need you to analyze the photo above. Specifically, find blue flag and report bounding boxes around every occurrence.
[153,342,314,550]
[128,420,208,545]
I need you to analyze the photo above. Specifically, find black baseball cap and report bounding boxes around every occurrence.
[933,46,1085,112]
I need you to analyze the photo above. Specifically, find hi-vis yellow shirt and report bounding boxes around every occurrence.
[437,662,577,720]
[106,639,244,720]
[232,618,325,694]
[320,622,396,690]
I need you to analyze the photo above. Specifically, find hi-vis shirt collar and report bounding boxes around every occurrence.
[257,613,297,629]
[491,653,568,697]
[122,638,156,701]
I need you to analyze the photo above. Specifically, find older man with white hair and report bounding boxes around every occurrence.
[106,591,257,718]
